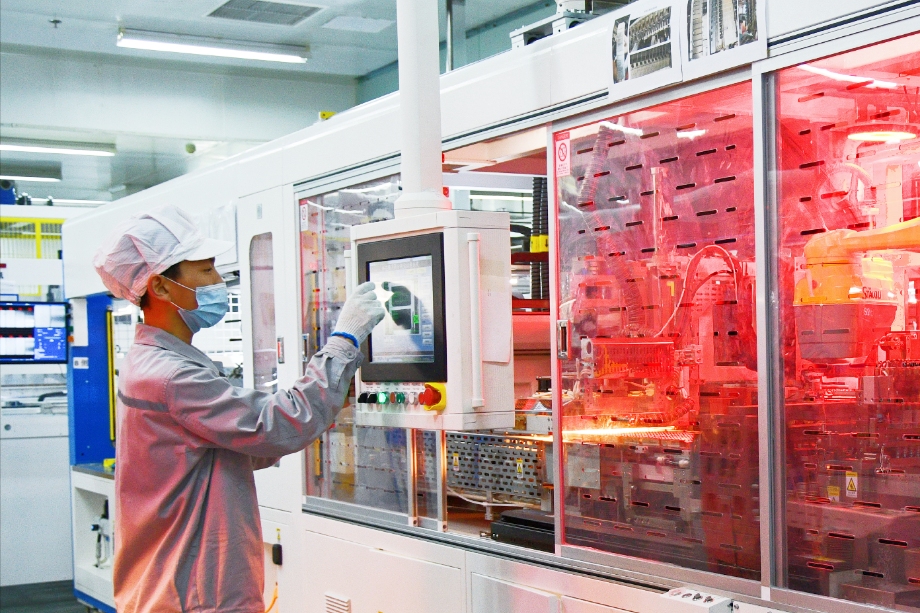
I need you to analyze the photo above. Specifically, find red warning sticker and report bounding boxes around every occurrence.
[555,131,571,178]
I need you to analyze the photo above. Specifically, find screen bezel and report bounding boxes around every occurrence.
[357,232,447,382]
[0,301,69,364]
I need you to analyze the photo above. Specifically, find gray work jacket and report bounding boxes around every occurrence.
[113,324,361,613]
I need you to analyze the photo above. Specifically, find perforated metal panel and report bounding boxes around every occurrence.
[208,0,321,26]
[445,432,547,501]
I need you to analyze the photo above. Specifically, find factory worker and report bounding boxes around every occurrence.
[92,204,384,613]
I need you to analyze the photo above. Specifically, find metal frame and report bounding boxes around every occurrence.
[292,161,401,201]
[752,64,785,600]
[765,0,920,56]
[435,429,448,532]
[406,427,419,527]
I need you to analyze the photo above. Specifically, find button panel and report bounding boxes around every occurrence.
[357,383,432,413]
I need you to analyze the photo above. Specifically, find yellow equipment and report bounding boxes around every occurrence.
[794,216,920,360]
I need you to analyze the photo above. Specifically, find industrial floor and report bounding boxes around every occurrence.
[0,581,89,613]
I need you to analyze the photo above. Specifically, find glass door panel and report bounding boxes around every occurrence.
[773,32,920,605]
[249,232,277,394]
[555,81,760,579]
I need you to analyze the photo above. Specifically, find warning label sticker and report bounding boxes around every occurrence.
[452,453,460,472]
[299,202,309,230]
[827,485,840,502]
[516,458,525,479]
[554,131,571,178]
[845,471,858,498]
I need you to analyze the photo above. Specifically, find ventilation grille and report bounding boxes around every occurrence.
[208,0,321,26]
[325,593,351,613]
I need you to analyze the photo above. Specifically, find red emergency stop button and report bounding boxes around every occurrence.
[418,384,442,408]
[418,385,440,407]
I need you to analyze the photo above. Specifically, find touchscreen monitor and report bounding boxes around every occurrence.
[367,255,435,364]
[357,233,447,382]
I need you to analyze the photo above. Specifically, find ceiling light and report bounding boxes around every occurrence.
[341,184,394,194]
[798,64,898,89]
[322,15,394,33]
[117,28,309,64]
[848,131,916,142]
[676,130,707,139]
[0,162,62,183]
[469,195,533,201]
[0,175,61,183]
[30,197,109,206]
[0,139,115,157]
[599,121,643,137]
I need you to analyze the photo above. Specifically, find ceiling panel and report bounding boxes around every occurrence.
[0,0,554,205]
[0,0,547,77]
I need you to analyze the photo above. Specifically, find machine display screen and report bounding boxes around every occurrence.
[367,255,435,364]
[0,302,68,363]
[357,233,447,382]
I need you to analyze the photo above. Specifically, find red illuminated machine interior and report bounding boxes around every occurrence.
[775,33,920,606]
[555,81,760,580]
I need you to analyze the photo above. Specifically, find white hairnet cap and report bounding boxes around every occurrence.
[93,204,234,305]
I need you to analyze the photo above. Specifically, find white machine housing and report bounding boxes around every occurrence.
[351,209,514,430]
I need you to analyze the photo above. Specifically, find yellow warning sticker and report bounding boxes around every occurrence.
[452,453,460,472]
[845,471,858,498]
[516,458,525,478]
[827,485,840,502]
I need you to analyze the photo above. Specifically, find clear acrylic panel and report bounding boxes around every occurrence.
[249,233,277,394]
[555,81,760,579]
[774,33,920,606]
[299,175,409,510]
[415,429,442,521]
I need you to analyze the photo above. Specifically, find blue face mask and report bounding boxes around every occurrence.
[169,280,229,334]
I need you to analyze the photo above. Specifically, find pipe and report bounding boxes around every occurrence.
[395,0,451,217]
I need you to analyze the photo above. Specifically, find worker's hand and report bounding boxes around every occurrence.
[333,282,386,346]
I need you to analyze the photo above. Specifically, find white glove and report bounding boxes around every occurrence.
[332,281,386,346]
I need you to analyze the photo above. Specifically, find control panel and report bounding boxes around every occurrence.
[350,210,515,430]
[356,382,447,413]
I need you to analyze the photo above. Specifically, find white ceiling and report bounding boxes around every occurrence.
[0,0,546,77]
[0,0,549,206]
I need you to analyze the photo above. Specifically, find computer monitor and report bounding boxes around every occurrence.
[357,232,447,382]
[0,302,68,363]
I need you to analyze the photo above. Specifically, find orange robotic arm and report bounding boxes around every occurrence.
[804,216,920,265]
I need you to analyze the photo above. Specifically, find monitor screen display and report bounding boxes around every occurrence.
[357,232,447,382]
[368,255,435,364]
[0,302,68,363]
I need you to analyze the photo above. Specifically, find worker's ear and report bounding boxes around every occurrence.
[147,274,175,304]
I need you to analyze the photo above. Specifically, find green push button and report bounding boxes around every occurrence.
[377,392,388,405]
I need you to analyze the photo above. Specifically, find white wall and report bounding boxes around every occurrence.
[0,46,357,143]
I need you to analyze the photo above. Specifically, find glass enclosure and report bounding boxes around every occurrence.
[300,165,555,531]
[774,33,920,607]
[291,28,920,612]
[555,82,760,579]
